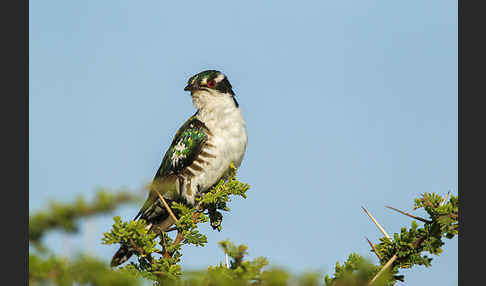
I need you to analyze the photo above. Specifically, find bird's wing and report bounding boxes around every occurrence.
[156,114,209,177]
[134,114,210,222]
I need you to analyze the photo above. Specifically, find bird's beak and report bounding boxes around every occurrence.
[184,82,200,93]
[184,84,192,91]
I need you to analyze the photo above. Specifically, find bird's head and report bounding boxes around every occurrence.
[184,70,238,110]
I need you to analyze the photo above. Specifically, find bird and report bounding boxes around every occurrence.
[110,70,248,267]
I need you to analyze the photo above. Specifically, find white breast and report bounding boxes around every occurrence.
[181,91,248,205]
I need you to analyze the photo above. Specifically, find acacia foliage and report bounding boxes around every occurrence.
[324,192,458,286]
[29,189,141,286]
[29,189,139,252]
[29,167,458,286]
[102,163,251,281]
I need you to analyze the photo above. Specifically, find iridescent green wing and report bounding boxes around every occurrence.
[134,114,209,221]
[156,114,209,177]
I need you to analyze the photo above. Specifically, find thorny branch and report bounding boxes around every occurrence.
[129,238,154,265]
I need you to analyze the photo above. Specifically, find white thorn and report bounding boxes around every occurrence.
[362,206,391,239]
[440,191,451,206]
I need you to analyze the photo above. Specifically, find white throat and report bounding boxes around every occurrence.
[191,90,239,126]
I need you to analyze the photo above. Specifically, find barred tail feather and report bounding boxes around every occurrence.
[110,213,175,267]
[111,245,133,267]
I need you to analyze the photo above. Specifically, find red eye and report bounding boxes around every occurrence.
[207,80,216,88]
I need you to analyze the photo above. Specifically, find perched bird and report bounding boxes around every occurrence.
[111,70,248,267]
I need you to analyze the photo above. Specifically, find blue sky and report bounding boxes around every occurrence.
[29,1,457,285]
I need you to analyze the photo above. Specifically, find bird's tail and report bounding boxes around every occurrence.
[110,222,153,267]
[110,245,133,267]
[110,207,175,267]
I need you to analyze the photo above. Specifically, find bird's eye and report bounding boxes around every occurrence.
[207,80,216,88]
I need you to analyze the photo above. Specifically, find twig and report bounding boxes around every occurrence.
[160,176,231,259]
[365,236,382,261]
[155,191,179,223]
[155,228,168,255]
[385,205,431,223]
[422,196,435,208]
[172,231,185,247]
[165,226,177,232]
[414,236,425,248]
[362,206,390,239]
[163,210,203,259]
[129,238,154,264]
